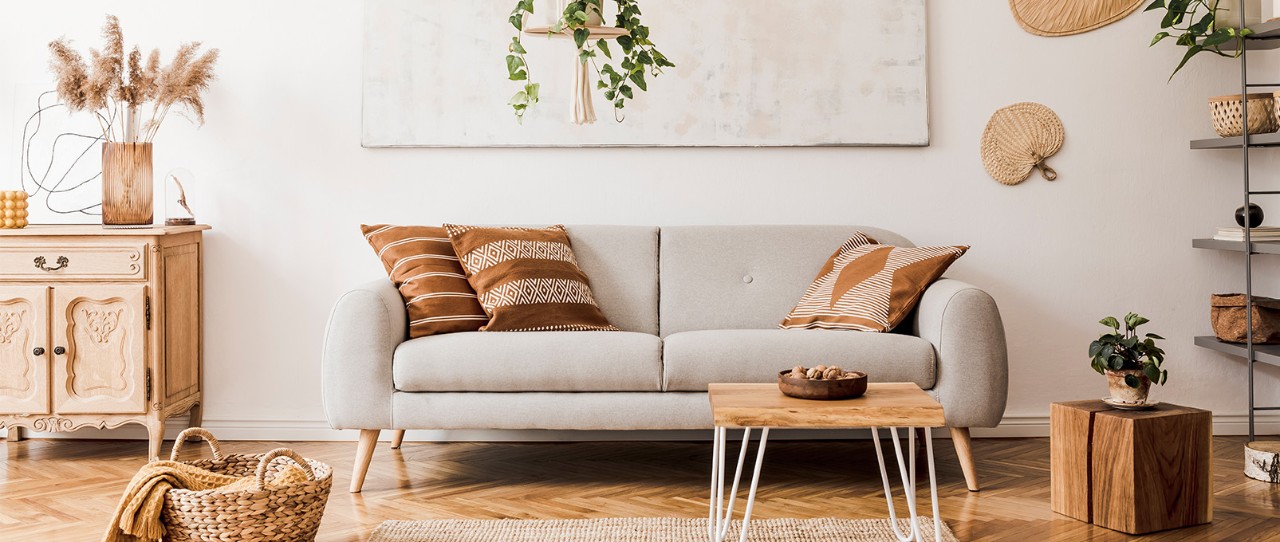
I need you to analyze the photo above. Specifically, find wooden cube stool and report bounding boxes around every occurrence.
[1050,400,1212,535]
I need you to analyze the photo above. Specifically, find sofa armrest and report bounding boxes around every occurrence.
[322,279,405,429]
[912,279,1009,428]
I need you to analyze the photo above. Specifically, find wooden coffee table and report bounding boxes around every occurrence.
[707,383,947,542]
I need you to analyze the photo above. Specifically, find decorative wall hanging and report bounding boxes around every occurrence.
[980,102,1064,186]
[17,88,104,224]
[505,0,672,124]
[47,14,217,226]
[1010,0,1144,36]
[363,0,928,147]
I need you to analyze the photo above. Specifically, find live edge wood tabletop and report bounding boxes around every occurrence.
[0,225,209,460]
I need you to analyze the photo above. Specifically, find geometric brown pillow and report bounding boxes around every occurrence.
[443,224,618,332]
[361,224,488,338]
[781,232,968,332]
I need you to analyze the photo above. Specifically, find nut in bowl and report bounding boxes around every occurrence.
[777,365,868,400]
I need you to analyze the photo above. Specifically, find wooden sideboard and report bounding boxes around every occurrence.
[0,225,208,459]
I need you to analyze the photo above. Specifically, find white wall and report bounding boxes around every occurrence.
[2,1,1277,441]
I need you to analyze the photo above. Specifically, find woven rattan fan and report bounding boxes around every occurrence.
[1010,0,1144,36]
[981,102,1064,186]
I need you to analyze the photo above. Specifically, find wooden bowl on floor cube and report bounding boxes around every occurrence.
[1050,400,1212,535]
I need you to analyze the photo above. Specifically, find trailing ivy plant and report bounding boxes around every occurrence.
[1146,0,1253,80]
[506,0,674,122]
[1088,313,1168,388]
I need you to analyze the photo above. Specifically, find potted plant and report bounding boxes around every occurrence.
[505,0,673,123]
[1089,313,1168,404]
[48,15,217,226]
[1146,0,1255,80]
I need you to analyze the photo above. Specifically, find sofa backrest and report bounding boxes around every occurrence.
[658,225,914,336]
[565,225,660,335]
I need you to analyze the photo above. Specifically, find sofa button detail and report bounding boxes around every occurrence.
[742,275,753,284]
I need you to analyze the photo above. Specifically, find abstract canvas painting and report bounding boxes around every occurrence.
[362,0,928,147]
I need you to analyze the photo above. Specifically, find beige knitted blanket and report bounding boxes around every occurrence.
[103,459,307,542]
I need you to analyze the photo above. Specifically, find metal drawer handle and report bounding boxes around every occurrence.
[33,256,69,272]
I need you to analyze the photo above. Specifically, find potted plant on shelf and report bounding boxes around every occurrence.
[1146,0,1256,80]
[1089,313,1168,405]
[48,15,217,226]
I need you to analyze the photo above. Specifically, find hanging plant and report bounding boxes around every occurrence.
[505,0,674,123]
[1146,0,1252,80]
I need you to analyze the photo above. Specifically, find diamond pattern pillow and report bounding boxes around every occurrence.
[781,232,969,332]
[444,224,618,332]
[361,225,489,338]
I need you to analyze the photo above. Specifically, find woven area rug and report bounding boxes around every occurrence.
[369,517,957,541]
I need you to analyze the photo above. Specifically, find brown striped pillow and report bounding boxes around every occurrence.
[444,224,618,332]
[361,225,488,338]
[781,232,968,332]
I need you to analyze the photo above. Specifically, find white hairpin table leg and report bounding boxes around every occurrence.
[871,426,943,542]
[708,426,770,542]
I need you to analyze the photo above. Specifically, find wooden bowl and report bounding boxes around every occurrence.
[777,370,868,400]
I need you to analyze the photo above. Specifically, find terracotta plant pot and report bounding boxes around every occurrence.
[1106,369,1151,404]
[101,142,154,226]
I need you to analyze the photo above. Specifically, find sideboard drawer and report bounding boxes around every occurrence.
[0,243,147,280]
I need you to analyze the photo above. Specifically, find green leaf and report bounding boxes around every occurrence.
[1150,31,1171,46]
[1089,342,1104,358]
[1109,356,1124,371]
[619,84,633,98]
[1189,12,1214,35]
[573,27,590,49]
[519,0,534,12]
[1144,363,1162,383]
[1100,317,1121,329]
[525,82,539,102]
[597,39,612,59]
[506,54,524,74]
[510,37,527,54]
[1144,0,1165,11]
[629,70,647,91]
[508,90,529,106]
[1170,44,1204,79]
[1202,27,1233,47]
[1124,374,1141,388]
[654,53,675,68]
[509,69,527,81]
[1161,6,1184,28]
[636,50,653,65]
[604,89,616,100]
[1145,333,1165,340]
[617,35,633,52]
[510,14,524,30]
[597,79,607,89]
[1161,370,1168,385]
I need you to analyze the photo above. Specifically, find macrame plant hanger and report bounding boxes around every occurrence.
[523,0,628,125]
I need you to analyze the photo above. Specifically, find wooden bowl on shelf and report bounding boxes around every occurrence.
[777,370,868,400]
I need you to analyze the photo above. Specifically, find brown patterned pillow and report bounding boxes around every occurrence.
[781,232,968,332]
[444,224,618,332]
[361,225,488,338]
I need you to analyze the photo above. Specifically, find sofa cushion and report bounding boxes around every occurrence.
[394,331,663,392]
[563,225,658,335]
[781,233,968,332]
[445,224,618,332]
[662,329,936,391]
[658,225,915,336]
[360,224,487,337]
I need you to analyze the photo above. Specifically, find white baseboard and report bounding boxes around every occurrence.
[16,414,1280,442]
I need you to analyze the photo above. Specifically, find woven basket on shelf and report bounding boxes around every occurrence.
[160,428,333,542]
[1210,94,1277,138]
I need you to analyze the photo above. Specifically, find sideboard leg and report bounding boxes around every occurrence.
[146,416,166,461]
[6,427,23,441]
[351,429,381,493]
[186,402,204,441]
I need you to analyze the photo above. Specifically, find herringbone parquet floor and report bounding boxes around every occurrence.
[1,435,1278,541]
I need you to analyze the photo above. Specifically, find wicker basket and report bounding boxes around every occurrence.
[1210,94,1278,137]
[1211,294,1280,344]
[159,428,333,542]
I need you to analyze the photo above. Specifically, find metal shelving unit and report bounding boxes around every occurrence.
[1188,9,1280,441]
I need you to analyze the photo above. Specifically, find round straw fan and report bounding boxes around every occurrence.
[1010,0,1144,37]
[981,102,1064,186]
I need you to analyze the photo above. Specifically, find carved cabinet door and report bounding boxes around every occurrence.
[0,286,50,415]
[51,285,147,414]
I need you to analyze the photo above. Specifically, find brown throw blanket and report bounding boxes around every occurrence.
[103,460,308,542]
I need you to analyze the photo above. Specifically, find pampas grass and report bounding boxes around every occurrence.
[48,14,218,143]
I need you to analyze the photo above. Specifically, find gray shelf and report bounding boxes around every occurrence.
[1195,335,1280,366]
[1192,237,1280,254]
[1190,132,1280,149]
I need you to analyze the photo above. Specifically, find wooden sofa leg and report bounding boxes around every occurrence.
[351,429,381,493]
[390,430,405,449]
[949,427,980,492]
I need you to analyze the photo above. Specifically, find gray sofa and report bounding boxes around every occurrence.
[323,225,1008,493]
